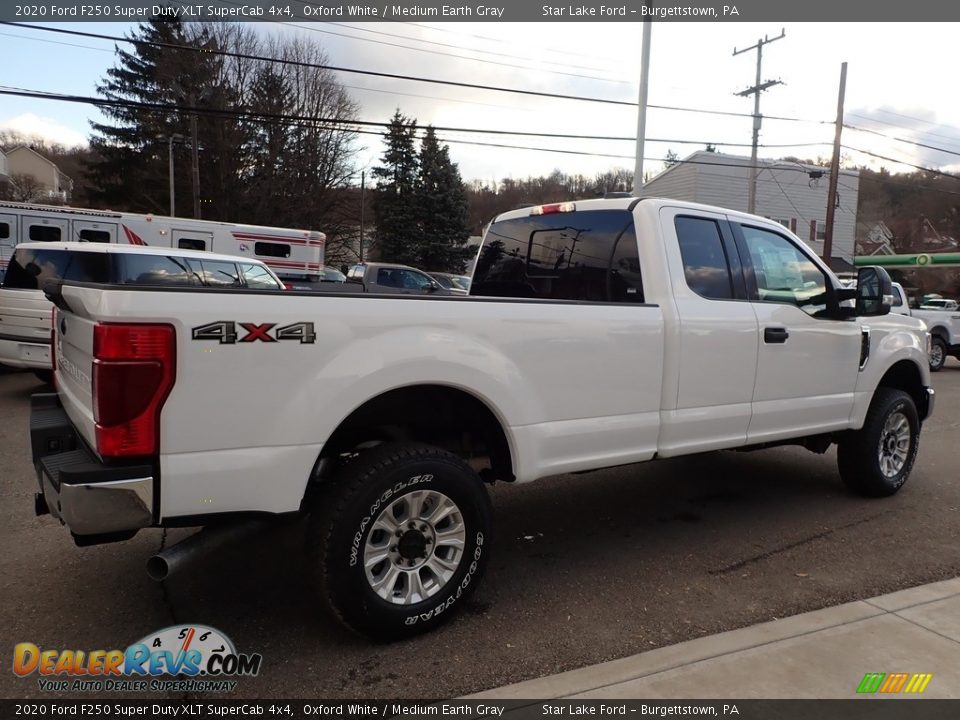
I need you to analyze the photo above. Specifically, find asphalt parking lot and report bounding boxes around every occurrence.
[2,364,959,700]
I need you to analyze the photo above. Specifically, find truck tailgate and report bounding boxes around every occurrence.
[52,290,99,454]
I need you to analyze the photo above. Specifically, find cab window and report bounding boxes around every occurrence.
[675,216,734,300]
[472,209,644,302]
[739,225,830,317]
[197,260,241,287]
[240,263,281,289]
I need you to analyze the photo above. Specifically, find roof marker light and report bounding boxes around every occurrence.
[531,202,576,216]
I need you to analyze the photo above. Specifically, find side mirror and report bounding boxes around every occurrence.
[856,266,893,317]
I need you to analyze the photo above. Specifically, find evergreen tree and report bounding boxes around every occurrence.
[372,110,421,265]
[86,20,240,217]
[241,65,293,225]
[417,126,473,272]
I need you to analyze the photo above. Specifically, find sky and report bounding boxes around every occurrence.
[1,21,959,185]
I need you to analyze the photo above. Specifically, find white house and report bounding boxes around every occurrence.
[642,151,860,264]
[0,149,8,187]
[4,145,73,202]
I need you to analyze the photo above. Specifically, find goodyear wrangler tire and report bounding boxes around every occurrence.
[307,442,492,640]
[837,388,920,498]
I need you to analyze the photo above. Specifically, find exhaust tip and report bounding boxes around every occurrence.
[146,555,170,582]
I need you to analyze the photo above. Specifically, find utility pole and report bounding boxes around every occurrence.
[158,134,184,217]
[167,136,176,218]
[189,110,201,219]
[632,0,652,195]
[359,170,366,263]
[734,28,785,214]
[822,62,847,266]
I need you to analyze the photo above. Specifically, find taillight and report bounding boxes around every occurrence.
[93,323,176,458]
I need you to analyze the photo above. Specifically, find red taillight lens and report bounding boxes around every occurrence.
[93,323,175,458]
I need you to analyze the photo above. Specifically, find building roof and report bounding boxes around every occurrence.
[644,150,859,187]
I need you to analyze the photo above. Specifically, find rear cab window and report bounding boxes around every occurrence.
[3,248,111,289]
[3,248,296,291]
[472,209,644,302]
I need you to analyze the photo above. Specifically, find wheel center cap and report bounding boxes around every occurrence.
[397,529,428,560]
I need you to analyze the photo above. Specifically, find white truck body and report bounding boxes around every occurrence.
[29,198,935,638]
[890,282,960,370]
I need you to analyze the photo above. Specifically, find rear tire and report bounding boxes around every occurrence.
[837,388,919,497]
[929,337,947,372]
[306,442,492,640]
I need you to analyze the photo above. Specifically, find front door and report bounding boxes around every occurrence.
[733,222,862,443]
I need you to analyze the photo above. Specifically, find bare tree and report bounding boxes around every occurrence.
[1,173,47,203]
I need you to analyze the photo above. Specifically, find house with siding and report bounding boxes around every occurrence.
[4,145,73,202]
[641,151,860,264]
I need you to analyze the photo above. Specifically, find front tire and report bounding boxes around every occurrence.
[837,388,920,497]
[307,442,492,640]
[929,337,947,372]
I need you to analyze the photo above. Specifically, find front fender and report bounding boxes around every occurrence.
[851,317,930,428]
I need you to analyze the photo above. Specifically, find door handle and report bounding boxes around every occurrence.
[764,327,789,344]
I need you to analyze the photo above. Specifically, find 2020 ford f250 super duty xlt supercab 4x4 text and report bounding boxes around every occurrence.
[28,198,934,640]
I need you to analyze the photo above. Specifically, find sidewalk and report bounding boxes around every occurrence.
[470,578,960,699]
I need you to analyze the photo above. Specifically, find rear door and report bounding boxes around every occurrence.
[657,207,759,456]
[733,222,861,442]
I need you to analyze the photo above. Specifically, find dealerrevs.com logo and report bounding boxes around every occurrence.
[13,625,262,693]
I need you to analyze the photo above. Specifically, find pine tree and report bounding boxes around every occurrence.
[416,126,473,272]
[241,65,293,225]
[372,110,421,265]
[85,20,234,216]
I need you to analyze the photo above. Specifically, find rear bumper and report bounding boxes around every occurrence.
[0,335,50,370]
[31,393,154,539]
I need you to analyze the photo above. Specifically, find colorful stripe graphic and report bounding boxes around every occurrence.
[857,672,933,694]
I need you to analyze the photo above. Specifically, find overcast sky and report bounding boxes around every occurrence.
[1,21,958,184]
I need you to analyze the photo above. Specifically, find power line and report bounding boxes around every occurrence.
[842,145,960,179]
[2,21,831,123]
[401,21,614,63]
[845,122,960,159]
[0,26,551,115]
[301,21,626,79]
[846,111,960,147]
[0,30,112,53]
[0,85,829,149]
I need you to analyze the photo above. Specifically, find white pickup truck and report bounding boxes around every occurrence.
[30,198,934,640]
[889,284,960,371]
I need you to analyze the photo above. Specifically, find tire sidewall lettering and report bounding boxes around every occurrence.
[349,474,433,567]
[404,531,484,626]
